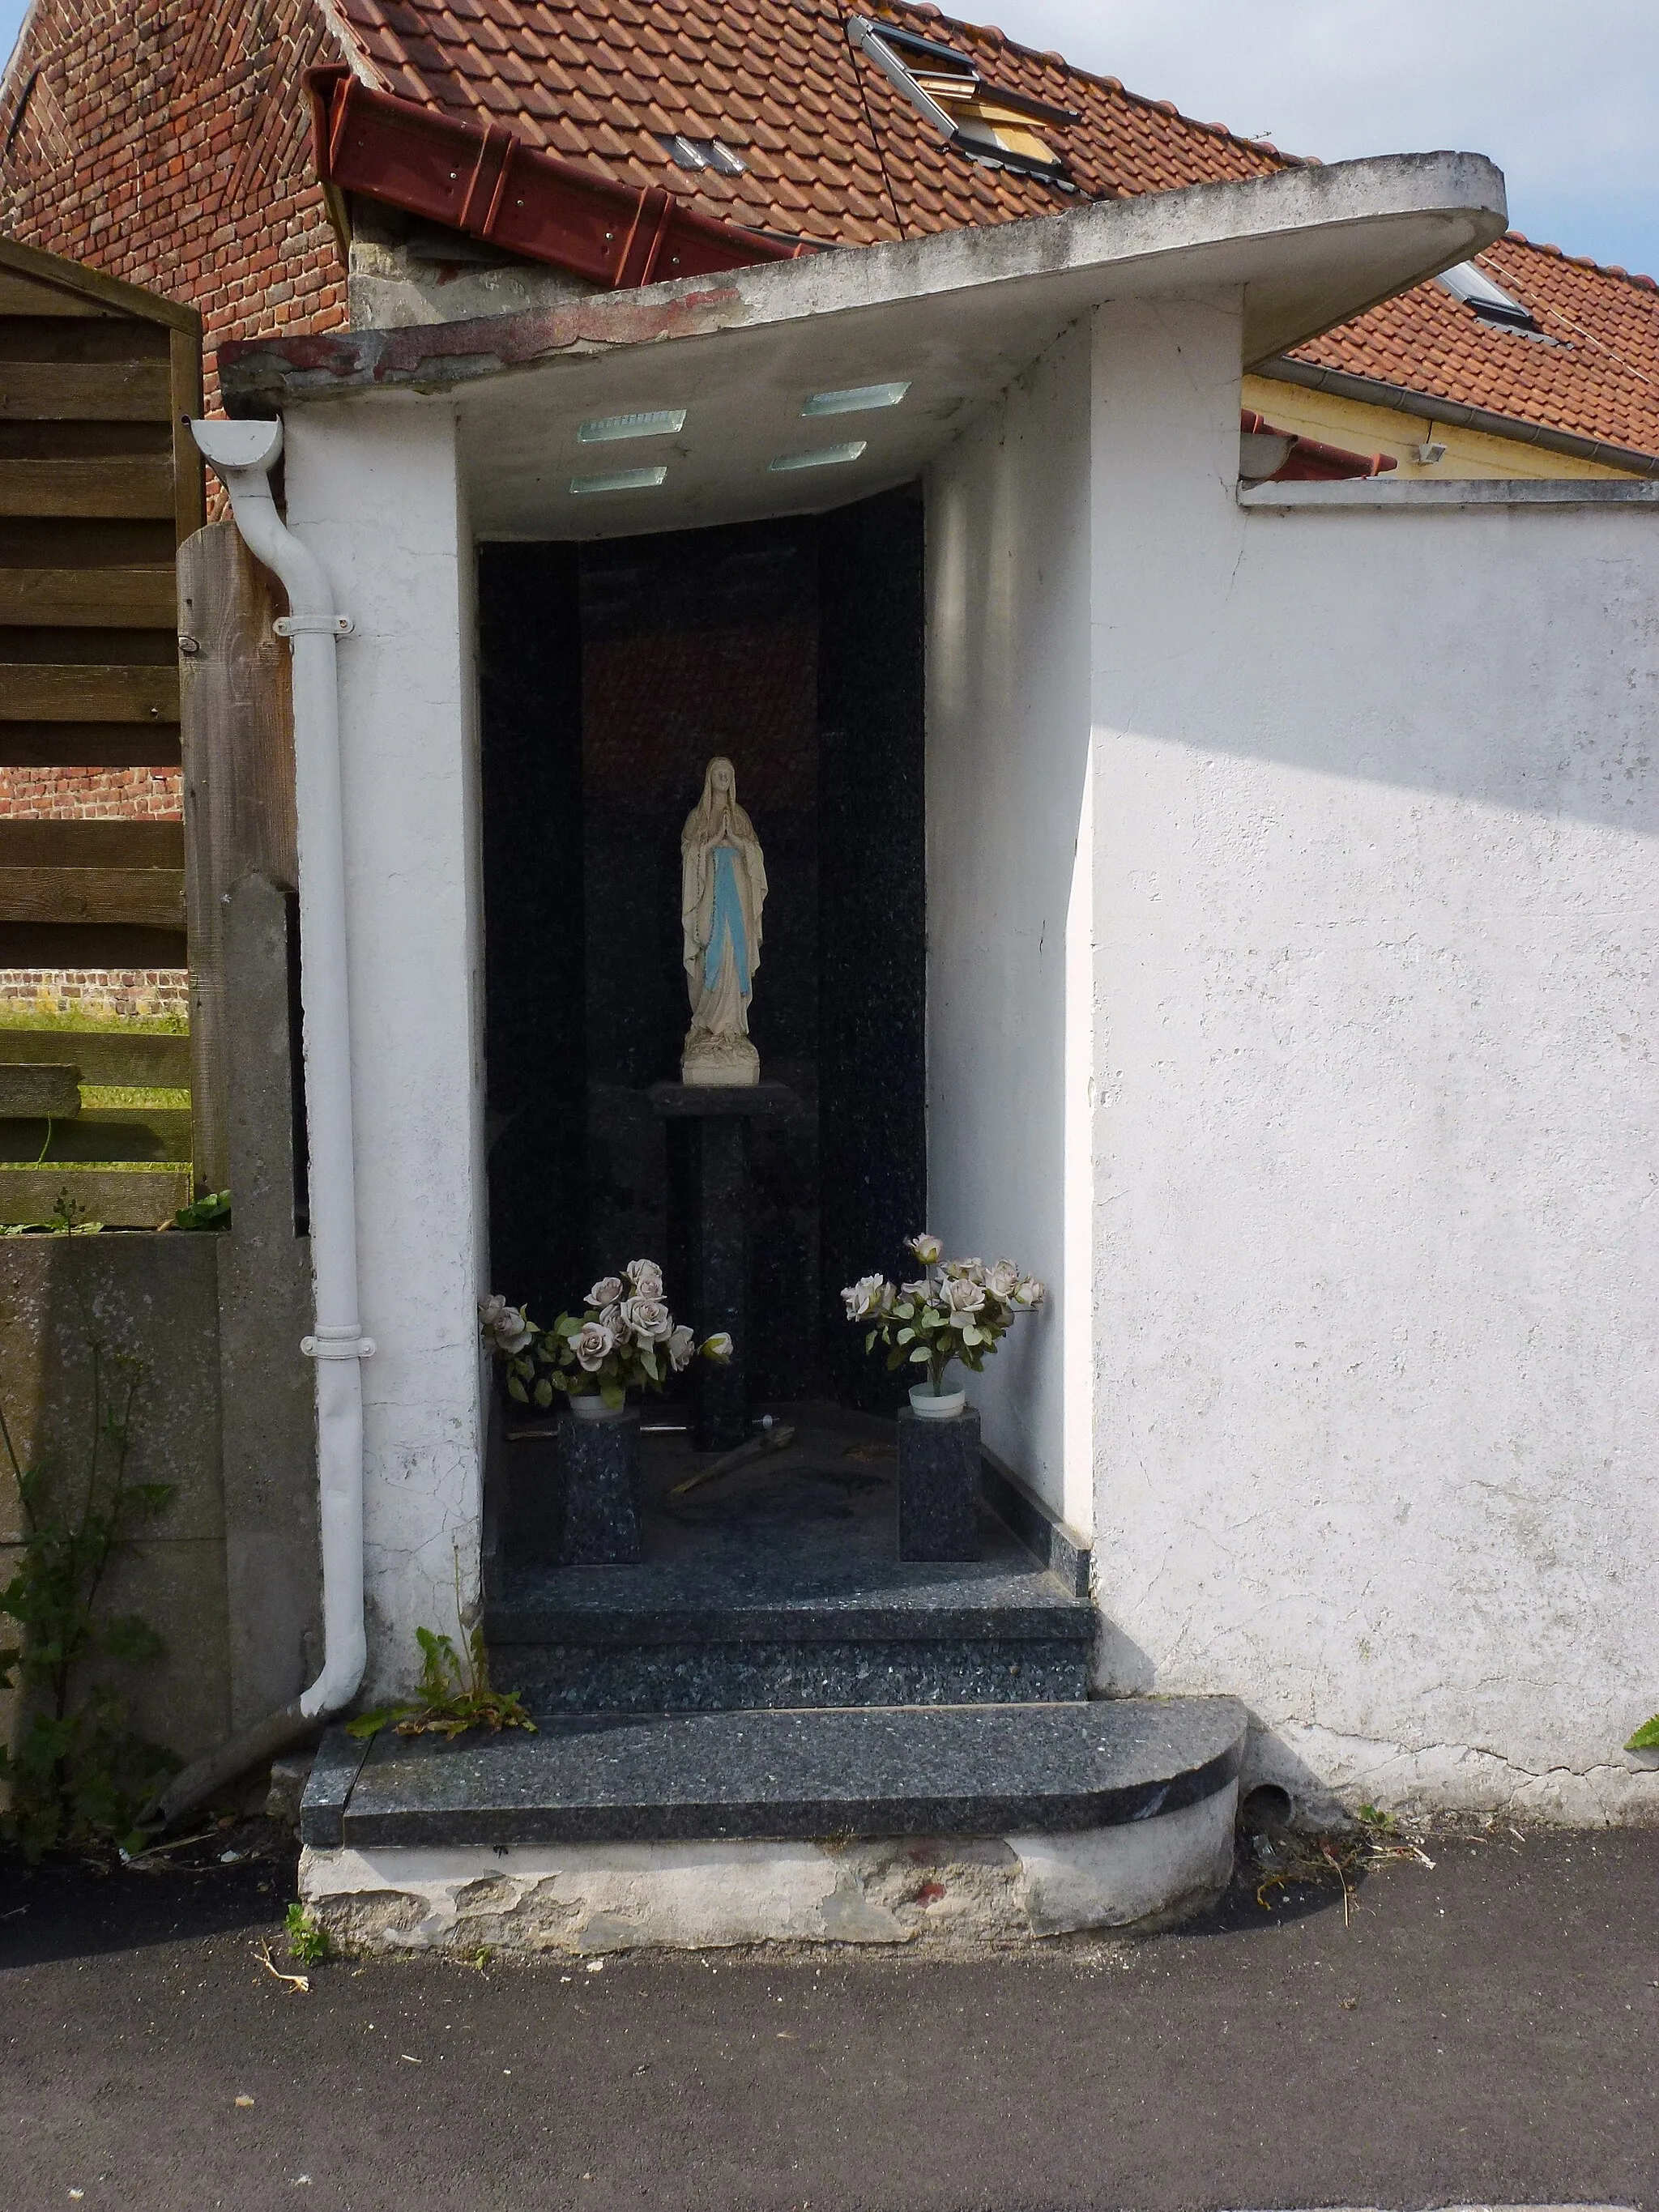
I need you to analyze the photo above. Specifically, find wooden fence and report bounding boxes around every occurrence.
[0,237,203,1225]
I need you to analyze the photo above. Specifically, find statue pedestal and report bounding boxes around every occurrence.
[650,1080,797,1451]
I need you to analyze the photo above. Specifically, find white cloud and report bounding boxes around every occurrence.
[973,0,1659,274]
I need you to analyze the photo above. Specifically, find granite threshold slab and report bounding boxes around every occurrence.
[302,1695,1247,1852]
[484,1524,1091,1645]
[490,1632,1090,1715]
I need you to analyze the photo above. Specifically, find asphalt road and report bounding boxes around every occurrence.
[2,1822,1655,2212]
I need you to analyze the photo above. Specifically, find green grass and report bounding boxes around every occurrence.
[0,1008,188,1036]
[79,1087,191,1111]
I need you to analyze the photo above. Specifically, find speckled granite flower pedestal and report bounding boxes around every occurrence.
[557,1408,642,1566]
[896,1404,980,1562]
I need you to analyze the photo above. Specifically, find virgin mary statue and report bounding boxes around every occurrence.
[680,756,767,1086]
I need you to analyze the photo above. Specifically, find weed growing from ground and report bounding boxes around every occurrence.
[0,1332,175,1858]
[286,1902,330,1964]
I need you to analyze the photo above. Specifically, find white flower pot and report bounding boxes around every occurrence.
[908,1384,966,1421]
[569,1392,627,1422]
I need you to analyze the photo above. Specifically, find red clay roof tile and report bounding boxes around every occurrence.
[322,0,1659,461]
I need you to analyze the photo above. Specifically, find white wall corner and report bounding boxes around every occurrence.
[1084,288,1246,1593]
[1060,744,1097,1538]
[283,394,488,1697]
[924,319,1094,1515]
[1075,284,1659,1805]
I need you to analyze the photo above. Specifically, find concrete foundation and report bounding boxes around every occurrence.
[299,1779,1237,1955]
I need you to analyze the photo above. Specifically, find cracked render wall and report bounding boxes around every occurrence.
[1078,301,1659,1821]
[281,394,488,1698]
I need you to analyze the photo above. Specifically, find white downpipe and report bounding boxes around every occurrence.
[192,417,370,1721]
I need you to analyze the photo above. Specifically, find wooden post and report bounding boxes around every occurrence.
[177,520,297,1198]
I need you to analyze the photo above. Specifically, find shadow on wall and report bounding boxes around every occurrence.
[1146,505,1659,836]
[1095,1614,1350,1830]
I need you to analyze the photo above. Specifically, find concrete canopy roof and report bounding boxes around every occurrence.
[223,151,1506,539]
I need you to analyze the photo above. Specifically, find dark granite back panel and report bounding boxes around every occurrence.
[478,492,926,1411]
[478,541,586,1325]
[580,519,821,1400]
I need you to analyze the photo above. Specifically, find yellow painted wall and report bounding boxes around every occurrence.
[1242,373,1642,481]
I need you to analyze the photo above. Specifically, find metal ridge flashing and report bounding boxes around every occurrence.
[305,65,805,292]
[1260,355,1659,479]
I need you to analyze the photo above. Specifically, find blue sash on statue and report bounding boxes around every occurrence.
[704,845,751,999]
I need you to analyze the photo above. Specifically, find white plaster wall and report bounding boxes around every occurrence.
[1085,326,1659,1813]
[284,396,488,1697]
[925,320,1094,1528]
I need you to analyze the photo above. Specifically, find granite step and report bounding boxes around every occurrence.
[487,1415,1094,1714]
[301,1695,1247,1851]
[485,1532,1093,1714]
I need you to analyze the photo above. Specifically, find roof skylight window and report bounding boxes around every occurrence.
[578,409,688,443]
[659,135,746,177]
[768,441,868,473]
[1435,262,1539,332]
[569,465,669,495]
[802,381,911,416]
[847,15,1079,181]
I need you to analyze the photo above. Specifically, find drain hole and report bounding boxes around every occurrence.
[1240,1783,1294,1833]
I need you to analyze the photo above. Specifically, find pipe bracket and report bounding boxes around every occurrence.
[275,613,355,638]
[302,1330,377,1359]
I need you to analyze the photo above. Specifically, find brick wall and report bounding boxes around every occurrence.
[0,0,348,417]
[0,767,185,820]
[0,0,343,959]
[0,969,190,1019]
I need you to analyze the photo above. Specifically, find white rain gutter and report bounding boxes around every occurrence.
[148,419,370,1826]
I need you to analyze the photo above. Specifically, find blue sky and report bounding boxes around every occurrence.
[2,0,1656,280]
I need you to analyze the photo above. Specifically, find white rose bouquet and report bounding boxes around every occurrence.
[843,1233,1044,1399]
[480,1259,732,1413]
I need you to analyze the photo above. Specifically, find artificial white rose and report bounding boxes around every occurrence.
[625,1259,665,1299]
[898,1278,932,1304]
[622,1295,672,1345]
[598,1302,625,1338]
[942,1256,985,1284]
[941,1275,986,1326]
[586,1275,624,1310]
[572,1319,616,1372]
[667,1323,697,1371]
[1012,1275,1046,1308]
[906,1231,942,1266]
[478,1294,535,1355]
[983,1259,1021,1301]
[702,1332,734,1363]
[841,1273,890,1321]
